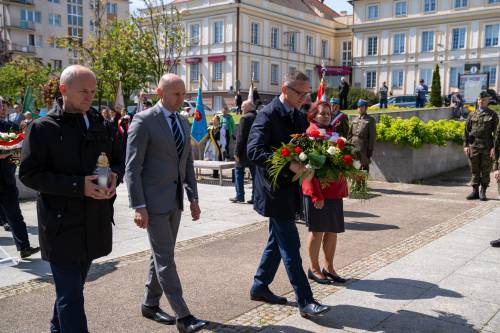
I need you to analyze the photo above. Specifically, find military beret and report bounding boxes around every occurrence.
[357,99,368,107]
[479,91,489,99]
[330,98,340,105]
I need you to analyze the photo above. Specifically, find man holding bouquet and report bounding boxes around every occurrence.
[247,71,329,318]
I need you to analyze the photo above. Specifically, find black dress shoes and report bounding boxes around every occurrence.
[3,224,11,232]
[322,269,347,284]
[491,238,500,247]
[176,315,208,333]
[247,199,254,204]
[250,287,288,304]
[141,305,175,325]
[307,269,331,285]
[299,300,329,318]
[229,197,245,203]
[20,246,40,259]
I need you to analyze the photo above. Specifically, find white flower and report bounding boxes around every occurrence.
[305,164,313,169]
[299,152,307,161]
[327,146,338,155]
[8,133,17,140]
[0,133,9,140]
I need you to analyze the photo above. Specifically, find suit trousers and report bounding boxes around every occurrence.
[0,183,30,250]
[252,217,313,308]
[144,210,190,319]
[49,260,92,333]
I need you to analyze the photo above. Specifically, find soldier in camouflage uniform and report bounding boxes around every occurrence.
[330,98,349,138]
[463,91,498,201]
[348,99,376,171]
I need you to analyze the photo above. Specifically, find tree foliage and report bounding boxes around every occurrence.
[0,58,52,107]
[430,64,442,107]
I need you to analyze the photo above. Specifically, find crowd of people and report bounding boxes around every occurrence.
[1,64,500,333]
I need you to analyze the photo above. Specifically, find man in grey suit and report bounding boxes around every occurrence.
[126,74,208,333]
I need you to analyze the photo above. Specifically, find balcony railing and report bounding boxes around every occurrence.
[6,19,35,30]
[10,43,36,54]
[3,0,34,5]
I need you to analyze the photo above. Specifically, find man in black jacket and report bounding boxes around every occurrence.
[338,77,350,110]
[19,65,124,333]
[0,103,39,258]
[230,100,257,204]
[247,71,329,318]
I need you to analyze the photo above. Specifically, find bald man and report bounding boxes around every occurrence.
[19,65,124,332]
[126,74,207,333]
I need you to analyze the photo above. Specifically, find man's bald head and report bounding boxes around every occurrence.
[60,65,96,87]
[156,73,186,112]
[241,100,255,114]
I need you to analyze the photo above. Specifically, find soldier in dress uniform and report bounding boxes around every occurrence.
[348,99,376,171]
[463,91,498,201]
[330,98,349,138]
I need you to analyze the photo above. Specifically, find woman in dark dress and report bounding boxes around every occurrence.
[302,101,348,284]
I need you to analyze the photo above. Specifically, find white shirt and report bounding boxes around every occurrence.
[158,102,185,143]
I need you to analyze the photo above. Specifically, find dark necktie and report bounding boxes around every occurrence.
[290,109,295,127]
[169,113,183,157]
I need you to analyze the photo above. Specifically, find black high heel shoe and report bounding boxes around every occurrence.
[322,268,347,284]
[307,269,331,285]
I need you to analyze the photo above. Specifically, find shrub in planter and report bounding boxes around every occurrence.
[376,115,464,148]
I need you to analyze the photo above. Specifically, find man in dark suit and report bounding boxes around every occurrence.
[247,71,329,318]
[0,102,39,258]
[20,65,124,332]
[126,73,207,333]
[230,100,257,204]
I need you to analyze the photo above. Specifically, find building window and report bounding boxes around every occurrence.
[289,66,297,73]
[49,14,61,26]
[271,27,279,49]
[287,32,297,52]
[271,64,279,85]
[190,63,199,82]
[48,0,60,3]
[106,3,118,14]
[28,34,35,46]
[485,24,499,47]
[190,24,200,46]
[395,1,407,16]
[392,70,404,88]
[212,61,223,81]
[321,40,328,59]
[366,71,377,88]
[306,36,313,56]
[21,10,41,23]
[367,36,378,56]
[251,61,260,81]
[393,33,405,54]
[424,0,436,12]
[67,2,83,27]
[451,27,466,49]
[421,31,434,52]
[251,22,260,45]
[420,68,433,86]
[449,67,459,87]
[483,65,497,85]
[306,69,313,86]
[342,41,352,66]
[52,60,62,69]
[454,0,467,8]
[213,21,224,44]
[488,0,500,3]
[367,5,379,19]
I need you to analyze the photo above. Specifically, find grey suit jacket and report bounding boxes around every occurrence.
[125,104,198,214]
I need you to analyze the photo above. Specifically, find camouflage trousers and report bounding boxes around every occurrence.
[468,148,493,187]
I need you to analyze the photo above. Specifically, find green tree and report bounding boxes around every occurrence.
[430,64,442,107]
[132,0,186,84]
[0,58,52,107]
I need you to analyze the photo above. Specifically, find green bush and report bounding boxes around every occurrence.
[376,115,465,148]
[329,87,378,109]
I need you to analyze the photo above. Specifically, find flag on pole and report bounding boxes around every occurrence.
[316,78,326,102]
[247,80,254,102]
[114,81,125,111]
[191,80,208,143]
[22,86,34,114]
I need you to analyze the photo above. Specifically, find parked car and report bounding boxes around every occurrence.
[371,95,423,108]
[181,100,213,116]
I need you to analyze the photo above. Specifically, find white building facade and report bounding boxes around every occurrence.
[351,0,500,95]
[170,0,352,109]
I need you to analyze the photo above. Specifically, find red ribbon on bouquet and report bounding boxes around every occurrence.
[0,132,25,146]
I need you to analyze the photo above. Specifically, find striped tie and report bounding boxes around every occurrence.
[169,113,184,157]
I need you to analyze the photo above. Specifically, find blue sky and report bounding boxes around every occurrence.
[129,0,352,15]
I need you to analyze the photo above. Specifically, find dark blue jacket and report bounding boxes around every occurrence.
[247,96,308,220]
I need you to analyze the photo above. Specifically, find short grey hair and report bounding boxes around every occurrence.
[60,65,96,86]
[283,71,309,86]
[242,100,255,110]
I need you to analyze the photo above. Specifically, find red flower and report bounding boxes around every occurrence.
[293,146,302,154]
[343,155,353,166]
[309,130,321,138]
[336,138,346,149]
[281,147,291,157]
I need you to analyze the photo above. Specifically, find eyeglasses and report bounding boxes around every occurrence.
[286,85,309,99]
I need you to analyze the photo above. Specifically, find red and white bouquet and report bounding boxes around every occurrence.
[267,130,369,198]
[0,131,25,162]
